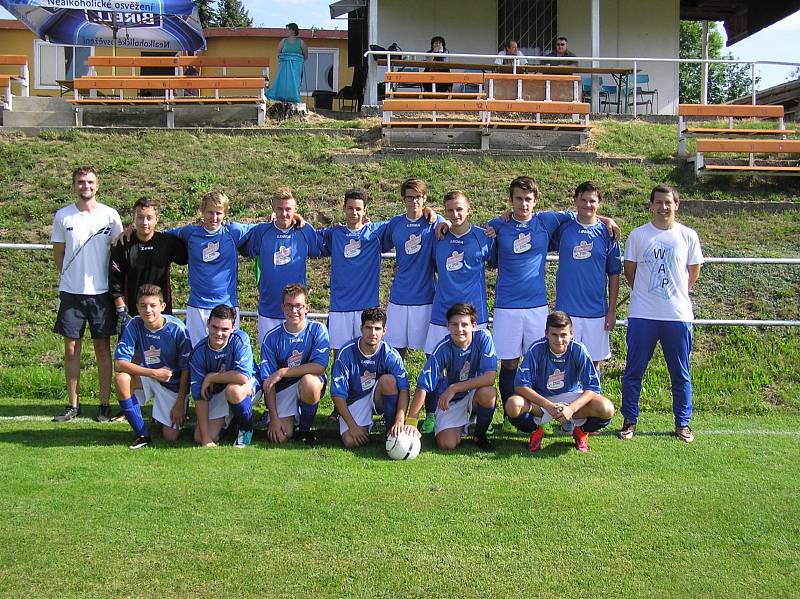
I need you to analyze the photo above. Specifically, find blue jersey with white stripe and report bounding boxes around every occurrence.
[189,329,257,400]
[242,222,324,319]
[321,222,388,312]
[115,314,191,392]
[330,338,409,404]
[431,226,493,326]
[167,222,253,309]
[488,212,573,309]
[383,213,443,306]
[259,320,330,392]
[417,329,497,403]
[554,220,622,318]
[514,338,601,398]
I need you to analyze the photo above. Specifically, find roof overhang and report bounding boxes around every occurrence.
[680,1,800,44]
[330,0,366,19]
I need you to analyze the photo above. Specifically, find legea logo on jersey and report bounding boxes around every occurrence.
[573,240,593,260]
[458,360,471,381]
[360,369,376,390]
[405,233,422,255]
[287,349,303,368]
[344,238,361,258]
[513,232,532,253]
[274,244,291,266]
[144,344,161,366]
[202,241,220,262]
[446,251,464,271]
[547,368,565,391]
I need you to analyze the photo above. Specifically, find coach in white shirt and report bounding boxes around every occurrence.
[619,184,703,443]
[51,166,123,423]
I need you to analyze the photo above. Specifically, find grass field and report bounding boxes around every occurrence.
[1,120,799,597]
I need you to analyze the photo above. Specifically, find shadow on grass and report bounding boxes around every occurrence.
[0,426,135,448]
[0,403,71,418]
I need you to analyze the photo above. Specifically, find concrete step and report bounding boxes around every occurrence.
[3,95,75,127]
[11,96,74,112]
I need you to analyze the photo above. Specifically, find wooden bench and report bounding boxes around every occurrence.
[87,55,270,78]
[678,103,790,157]
[484,99,591,128]
[69,76,267,127]
[483,73,581,103]
[0,54,30,110]
[694,138,800,177]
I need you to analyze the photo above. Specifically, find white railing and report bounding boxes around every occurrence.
[4,242,799,327]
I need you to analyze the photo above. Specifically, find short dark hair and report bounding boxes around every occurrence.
[282,283,308,304]
[443,190,469,206]
[400,177,427,197]
[546,311,573,330]
[136,284,163,302]
[361,306,386,327]
[556,36,568,44]
[650,184,679,203]
[574,181,603,202]
[132,197,160,214]
[446,302,477,323]
[286,23,299,35]
[209,304,237,323]
[72,165,98,184]
[343,187,369,208]
[429,35,447,51]
[508,176,540,199]
[503,38,518,51]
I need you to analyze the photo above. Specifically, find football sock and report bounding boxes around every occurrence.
[298,399,319,433]
[382,393,399,432]
[582,416,612,433]
[509,412,538,433]
[498,367,516,407]
[424,388,439,417]
[229,394,253,432]
[474,402,495,438]
[119,396,149,438]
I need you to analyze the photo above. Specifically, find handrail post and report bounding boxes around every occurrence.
[751,63,757,105]
[632,60,637,117]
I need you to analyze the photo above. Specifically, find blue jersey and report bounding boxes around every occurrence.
[488,212,573,309]
[383,213,443,306]
[554,220,622,318]
[114,314,191,392]
[242,222,324,319]
[330,338,409,404]
[431,226,494,326]
[259,320,330,392]
[514,338,601,398]
[167,222,253,309]
[321,222,388,312]
[189,329,257,400]
[417,329,498,403]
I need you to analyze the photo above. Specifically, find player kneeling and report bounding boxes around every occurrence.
[190,305,258,448]
[114,284,192,449]
[407,303,498,452]
[505,311,614,453]
[260,284,329,447]
[330,307,413,448]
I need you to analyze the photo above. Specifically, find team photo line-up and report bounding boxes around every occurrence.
[52,165,702,453]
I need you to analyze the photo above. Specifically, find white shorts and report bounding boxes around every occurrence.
[328,310,363,350]
[134,377,187,430]
[434,389,475,435]
[570,316,611,362]
[385,302,433,350]
[533,391,586,427]
[493,306,549,360]
[258,315,283,347]
[185,306,241,347]
[424,322,488,355]
[200,377,260,425]
[339,386,377,436]
[265,377,323,423]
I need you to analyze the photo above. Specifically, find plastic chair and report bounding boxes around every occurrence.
[598,77,620,113]
[626,73,658,114]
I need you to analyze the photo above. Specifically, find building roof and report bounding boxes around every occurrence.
[203,27,347,40]
[0,19,27,30]
[680,1,800,45]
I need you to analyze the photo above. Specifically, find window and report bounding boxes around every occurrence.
[301,48,339,94]
[34,40,92,89]
[498,0,556,57]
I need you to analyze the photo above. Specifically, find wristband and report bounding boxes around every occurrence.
[405,417,419,427]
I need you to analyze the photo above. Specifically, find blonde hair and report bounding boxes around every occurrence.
[272,186,295,204]
[200,190,230,214]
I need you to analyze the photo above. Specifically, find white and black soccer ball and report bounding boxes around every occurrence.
[385,432,421,460]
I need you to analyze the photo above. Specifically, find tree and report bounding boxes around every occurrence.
[193,0,216,29]
[679,21,756,103]
[214,0,253,28]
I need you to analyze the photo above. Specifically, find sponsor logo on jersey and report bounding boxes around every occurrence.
[446,251,464,271]
[287,349,303,368]
[274,244,291,266]
[202,241,220,262]
[573,240,593,260]
[404,233,422,255]
[458,360,471,381]
[513,232,532,253]
[139,244,154,252]
[144,344,161,366]
[360,369,376,390]
[547,368,565,391]
[344,238,361,258]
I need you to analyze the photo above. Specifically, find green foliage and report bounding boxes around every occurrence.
[679,21,756,103]
[213,0,253,28]
[193,0,216,29]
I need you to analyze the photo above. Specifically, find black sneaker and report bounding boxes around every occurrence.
[94,404,113,423]
[300,430,319,447]
[128,435,151,450]
[53,405,80,422]
[473,435,495,452]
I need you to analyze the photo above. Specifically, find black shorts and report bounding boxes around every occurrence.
[53,292,116,339]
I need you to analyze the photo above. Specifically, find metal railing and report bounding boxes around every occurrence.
[4,242,798,327]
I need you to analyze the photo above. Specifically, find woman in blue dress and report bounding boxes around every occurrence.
[267,22,309,104]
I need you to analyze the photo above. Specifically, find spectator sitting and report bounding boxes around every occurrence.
[542,36,578,66]
[494,38,528,66]
[423,35,451,93]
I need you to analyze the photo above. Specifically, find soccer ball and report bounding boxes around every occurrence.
[385,432,421,460]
